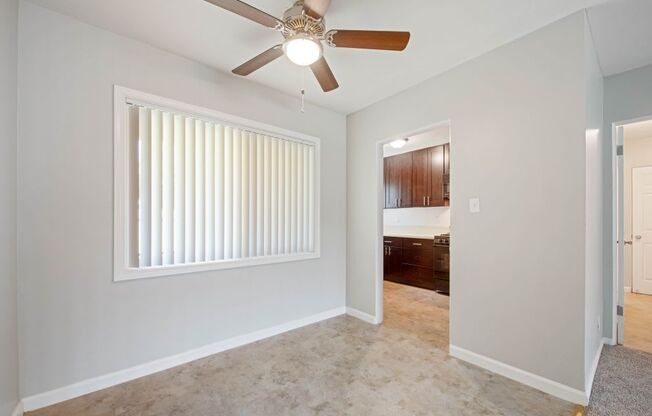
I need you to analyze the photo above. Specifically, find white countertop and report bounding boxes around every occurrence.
[383,226,449,239]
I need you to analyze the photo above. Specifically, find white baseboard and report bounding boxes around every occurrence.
[449,344,589,405]
[624,286,631,293]
[21,307,346,412]
[346,307,380,324]
[11,402,23,416]
[585,337,607,401]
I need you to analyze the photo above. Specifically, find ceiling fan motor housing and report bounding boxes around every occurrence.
[282,1,325,40]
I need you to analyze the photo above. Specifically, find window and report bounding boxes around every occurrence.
[114,86,319,281]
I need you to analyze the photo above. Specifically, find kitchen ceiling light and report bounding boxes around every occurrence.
[390,138,408,149]
[283,36,323,66]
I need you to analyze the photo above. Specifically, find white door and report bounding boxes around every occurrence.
[632,166,652,295]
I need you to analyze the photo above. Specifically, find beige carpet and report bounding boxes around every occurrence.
[28,282,576,415]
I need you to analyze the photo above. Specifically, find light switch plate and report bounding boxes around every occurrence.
[469,198,480,213]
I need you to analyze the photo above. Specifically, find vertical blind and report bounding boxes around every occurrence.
[127,104,316,268]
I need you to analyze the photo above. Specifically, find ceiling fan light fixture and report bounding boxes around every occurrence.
[204,0,411,93]
[283,35,322,66]
[390,138,408,149]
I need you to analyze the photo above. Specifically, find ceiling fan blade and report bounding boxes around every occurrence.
[310,57,339,92]
[326,30,411,51]
[303,0,331,19]
[232,45,283,76]
[204,0,284,30]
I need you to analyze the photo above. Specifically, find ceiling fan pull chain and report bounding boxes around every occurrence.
[300,67,306,113]
[301,90,305,113]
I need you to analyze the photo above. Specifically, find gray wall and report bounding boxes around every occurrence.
[17,2,346,397]
[583,16,604,388]
[0,0,19,414]
[602,63,652,338]
[347,13,590,390]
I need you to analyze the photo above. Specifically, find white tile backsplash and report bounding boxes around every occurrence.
[383,207,450,228]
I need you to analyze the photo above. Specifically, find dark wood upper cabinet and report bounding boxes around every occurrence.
[384,144,449,209]
[429,145,445,207]
[398,152,412,208]
[385,155,400,208]
[384,156,392,208]
[412,148,430,207]
[443,143,450,205]
[384,152,413,208]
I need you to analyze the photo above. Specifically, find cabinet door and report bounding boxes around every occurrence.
[443,143,450,205]
[387,246,403,277]
[383,157,390,208]
[411,148,430,207]
[429,145,445,206]
[384,156,400,208]
[398,152,413,208]
[383,244,389,275]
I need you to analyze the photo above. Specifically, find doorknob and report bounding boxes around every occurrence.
[624,240,633,245]
[635,235,642,240]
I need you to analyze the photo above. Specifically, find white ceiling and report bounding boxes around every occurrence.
[383,125,450,157]
[586,0,652,76]
[26,0,611,114]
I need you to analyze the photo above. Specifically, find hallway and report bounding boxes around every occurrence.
[625,292,652,353]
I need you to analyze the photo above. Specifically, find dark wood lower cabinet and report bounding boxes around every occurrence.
[433,278,450,294]
[383,237,440,291]
[384,248,402,278]
[390,264,437,291]
[383,237,403,279]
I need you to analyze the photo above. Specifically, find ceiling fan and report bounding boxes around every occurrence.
[204,0,411,92]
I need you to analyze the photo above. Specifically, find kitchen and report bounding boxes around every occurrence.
[383,125,451,296]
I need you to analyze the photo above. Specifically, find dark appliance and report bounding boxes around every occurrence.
[433,233,450,295]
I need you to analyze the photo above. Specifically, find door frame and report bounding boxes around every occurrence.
[611,115,652,345]
[375,119,451,323]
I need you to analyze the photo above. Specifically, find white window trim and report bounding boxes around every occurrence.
[113,85,321,282]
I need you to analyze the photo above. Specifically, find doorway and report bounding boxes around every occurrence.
[377,121,451,346]
[613,117,652,353]
[632,167,652,295]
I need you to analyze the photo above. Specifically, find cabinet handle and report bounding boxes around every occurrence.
[388,246,392,255]
[384,240,392,244]
[423,196,426,206]
[427,196,430,206]
[412,243,422,246]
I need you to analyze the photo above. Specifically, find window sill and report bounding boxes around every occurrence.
[114,252,320,282]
